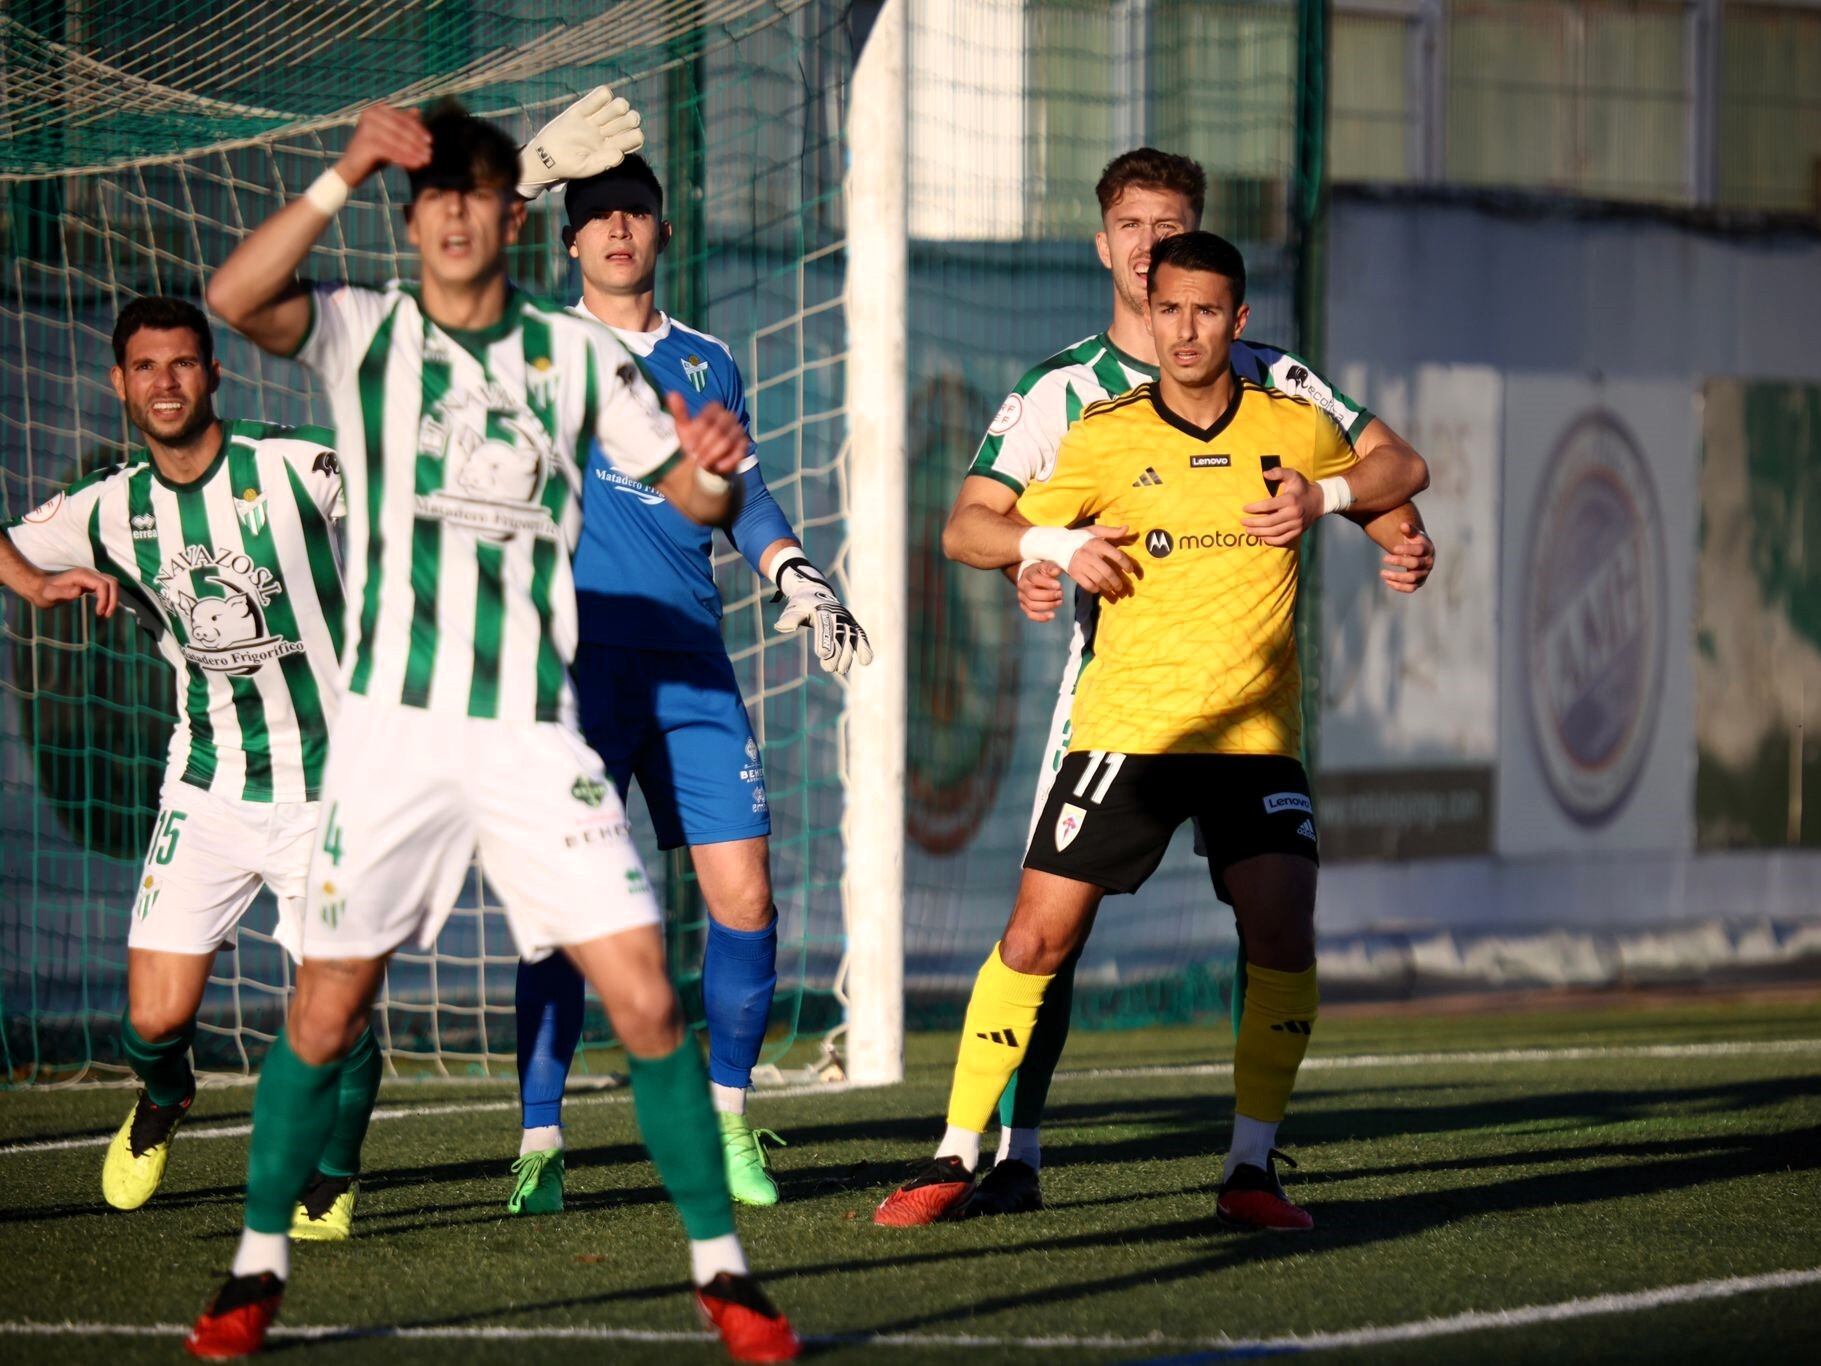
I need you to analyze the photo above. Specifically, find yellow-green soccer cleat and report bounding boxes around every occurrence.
[719,1111,786,1207]
[101,1086,193,1211]
[507,1147,565,1214]
[290,1172,358,1241]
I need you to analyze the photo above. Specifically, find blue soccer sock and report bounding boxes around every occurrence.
[702,914,777,1096]
[516,953,585,1132]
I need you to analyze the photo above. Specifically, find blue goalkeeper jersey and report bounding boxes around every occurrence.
[571,309,794,653]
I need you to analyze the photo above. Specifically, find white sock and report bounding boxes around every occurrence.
[710,1083,747,1116]
[1223,1114,1279,1182]
[519,1125,563,1156]
[690,1232,749,1285]
[934,1123,981,1172]
[230,1228,290,1281]
[1000,1126,1042,1172]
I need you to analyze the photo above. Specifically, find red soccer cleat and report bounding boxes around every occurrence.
[1216,1149,1314,1232]
[185,1271,285,1358]
[695,1272,801,1362]
[872,1155,976,1227]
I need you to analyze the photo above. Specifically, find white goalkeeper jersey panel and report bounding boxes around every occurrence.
[5,421,347,803]
[968,332,1374,492]
[294,281,682,725]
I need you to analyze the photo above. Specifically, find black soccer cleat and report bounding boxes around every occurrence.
[966,1158,1043,1217]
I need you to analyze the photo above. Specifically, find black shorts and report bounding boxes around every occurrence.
[1024,751,1319,903]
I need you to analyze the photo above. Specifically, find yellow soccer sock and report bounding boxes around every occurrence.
[945,943,1054,1138]
[1232,961,1319,1125]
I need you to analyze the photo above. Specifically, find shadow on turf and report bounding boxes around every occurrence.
[248,1117,1821,1350]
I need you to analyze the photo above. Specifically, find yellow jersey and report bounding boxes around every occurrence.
[1016,377,1357,758]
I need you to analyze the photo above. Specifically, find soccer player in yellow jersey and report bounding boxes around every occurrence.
[875,230,1430,1231]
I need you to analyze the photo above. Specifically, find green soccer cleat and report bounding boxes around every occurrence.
[719,1111,785,1207]
[102,1086,193,1211]
[507,1147,565,1215]
[290,1172,358,1241]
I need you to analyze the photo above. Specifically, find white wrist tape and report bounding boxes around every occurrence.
[303,170,351,217]
[1317,476,1355,517]
[768,546,809,587]
[694,467,730,497]
[1018,525,1094,571]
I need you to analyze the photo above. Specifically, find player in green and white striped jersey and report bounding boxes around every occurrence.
[941,149,1438,1218]
[195,100,799,1361]
[0,297,381,1238]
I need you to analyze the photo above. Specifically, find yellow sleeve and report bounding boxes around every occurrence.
[1015,425,1108,527]
[1311,407,1360,481]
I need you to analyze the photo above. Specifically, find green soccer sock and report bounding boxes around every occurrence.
[629,1037,736,1242]
[998,949,1077,1131]
[316,1026,381,1179]
[244,1028,344,1234]
[121,1012,196,1107]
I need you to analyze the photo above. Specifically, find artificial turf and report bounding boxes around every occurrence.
[1,995,1817,1364]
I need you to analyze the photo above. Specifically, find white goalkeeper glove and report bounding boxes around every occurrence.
[771,549,873,675]
[517,86,645,200]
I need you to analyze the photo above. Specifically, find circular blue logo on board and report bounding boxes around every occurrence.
[1522,411,1666,826]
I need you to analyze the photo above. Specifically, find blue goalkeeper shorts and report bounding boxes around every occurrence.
[573,643,772,851]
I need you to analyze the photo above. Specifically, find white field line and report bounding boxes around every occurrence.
[4,1036,1818,1159]
[1,1266,1818,1354]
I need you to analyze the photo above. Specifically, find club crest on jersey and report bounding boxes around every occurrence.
[683,354,710,393]
[416,384,561,543]
[1054,802,1087,851]
[235,487,268,536]
[154,544,303,675]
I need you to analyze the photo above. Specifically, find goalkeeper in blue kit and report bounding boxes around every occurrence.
[508,153,872,1215]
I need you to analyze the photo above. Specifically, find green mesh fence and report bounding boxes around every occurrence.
[0,0,853,1082]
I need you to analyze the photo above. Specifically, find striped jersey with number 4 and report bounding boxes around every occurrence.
[4,420,346,802]
[295,281,681,724]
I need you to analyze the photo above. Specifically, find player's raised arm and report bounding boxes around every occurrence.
[206,104,432,355]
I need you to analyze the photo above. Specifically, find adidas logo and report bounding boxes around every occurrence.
[130,512,159,541]
[1295,818,1316,842]
[975,1028,1020,1048]
[1270,1020,1313,1035]
[1131,466,1164,488]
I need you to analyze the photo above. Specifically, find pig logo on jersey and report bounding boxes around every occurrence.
[154,545,303,675]
[683,354,709,392]
[416,383,561,542]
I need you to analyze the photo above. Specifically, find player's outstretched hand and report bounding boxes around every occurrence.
[1069,524,1141,602]
[1243,467,1324,547]
[773,555,872,675]
[666,393,746,477]
[517,87,645,199]
[336,104,433,187]
[1381,522,1434,594]
[1017,561,1065,622]
[28,567,119,618]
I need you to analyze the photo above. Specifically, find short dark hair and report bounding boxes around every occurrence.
[408,100,520,200]
[1095,147,1206,222]
[1147,231,1247,305]
[563,152,665,232]
[112,296,214,367]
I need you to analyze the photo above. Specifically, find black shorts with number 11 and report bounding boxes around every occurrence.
[1024,750,1319,904]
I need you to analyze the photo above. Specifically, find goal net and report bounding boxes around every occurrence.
[0,0,854,1082]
